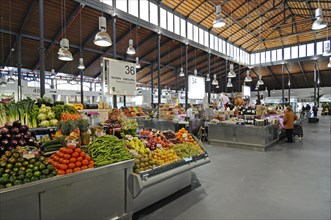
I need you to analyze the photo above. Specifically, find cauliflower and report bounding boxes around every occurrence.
[47,111,55,120]
[37,113,47,121]
[49,119,58,127]
[39,106,47,114]
[39,120,50,128]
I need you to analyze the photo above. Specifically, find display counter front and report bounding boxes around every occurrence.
[0,160,134,220]
[208,123,279,151]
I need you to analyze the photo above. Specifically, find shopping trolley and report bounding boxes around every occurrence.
[293,120,303,142]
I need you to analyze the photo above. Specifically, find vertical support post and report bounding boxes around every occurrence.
[157,34,161,107]
[238,64,241,92]
[80,47,84,105]
[288,74,290,106]
[123,95,126,107]
[313,61,317,105]
[208,53,211,104]
[17,34,22,100]
[39,0,45,98]
[151,64,154,106]
[112,17,117,108]
[225,60,228,93]
[185,45,188,110]
[282,63,285,108]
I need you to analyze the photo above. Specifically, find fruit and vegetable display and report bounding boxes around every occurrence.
[172,143,204,158]
[48,146,94,175]
[86,135,133,167]
[121,119,138,136]
[0,120,40,153]
[51,104,80,122]
[122,106,146,117]
[0,146,56,188]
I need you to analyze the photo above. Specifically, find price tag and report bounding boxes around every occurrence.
[23,153,35,159]
[183,157,193,162]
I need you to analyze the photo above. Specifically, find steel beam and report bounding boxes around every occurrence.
[39,0,45,98]
[157,34,161,105]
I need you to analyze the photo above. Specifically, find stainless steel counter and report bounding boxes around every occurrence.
[0,160,134,220]
[208,123,279,151]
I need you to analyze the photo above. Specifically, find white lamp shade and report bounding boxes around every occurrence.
[127,39,136,55]
[213,5,225,28]
[179,68,185,77]
[226,78,233,87]
[94,16,112,47]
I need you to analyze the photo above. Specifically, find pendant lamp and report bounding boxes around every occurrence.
[58,38,73,61]
[312,8,327,30]
[226,78,233,87]
[78,58,85,70]
[127,39,136,55]
[212,74,218,85]
[257,75,264,85]
[135,57,141,69]
[227,64,236,78]
[194,69,198,76]
[206,74,210,81]
[213,5,226,28]
[216,85,219,89]
[179,68,185,77]
[94,16,112,47]
[244,70,252,82]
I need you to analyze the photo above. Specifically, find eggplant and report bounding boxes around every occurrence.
[18,139,26,146]
[0,127,9,135]
[14,133,22,140]
[13,120,22,128]
[5,134,11,139]
[10,139,18,147]
[1,139,9,146]
[10,127,19,135]
[23,133,31,140]
[19,125,29,133]
[4,122,12,129]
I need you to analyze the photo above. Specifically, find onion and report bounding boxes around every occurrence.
[14,133,22,140]
[18,139,26,146]
[5,134,11,139]
[1,139,9,146]
[23,133,31,139]
[10,127,19,135]
[4,122,12,129]
[0,127,9,135]
[10,139,18,147]
[19,125,29,133]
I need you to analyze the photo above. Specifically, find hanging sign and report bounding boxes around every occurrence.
[188,75,205,100]
[103,57,136,96]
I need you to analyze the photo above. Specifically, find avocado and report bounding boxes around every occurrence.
[30,176,39,182]
[0,161,6,168]
[0,177,9,184]
[14,180,22,185]
[4,169,11,174]
[19,167,26,171]
[18,170,25,175]
[15,162,23,168]
[26,168,33,173]
[6,164,13,169]
[13,167,19,172]
[17,175,25,181]
[39,164,46,170]
[29,158,36,164]
[26,173,33,178]
[17,158,25,163]
[23,178,31,184]
[8,157,16,164]
[41,169,50,175]
[9,176,17,183]
[22,161,29,167]
[39,175,47,180]
[33,166,39,171]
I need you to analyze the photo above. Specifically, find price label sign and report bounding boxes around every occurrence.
[103,58,136,96]
[188,75,205,99]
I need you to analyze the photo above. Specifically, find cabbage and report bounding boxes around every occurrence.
[39,107,47,114]
[43,96,52,104]
[47,111,55,120]
[46,106,52,113]
[37,113,47,121]
[49,119,58,127]
[39,120,50,128]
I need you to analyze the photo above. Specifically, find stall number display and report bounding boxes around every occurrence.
[188,75,205,100]
[103,58,136,96]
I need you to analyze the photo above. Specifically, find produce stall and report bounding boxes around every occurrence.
[208,123,279,151]
[0,160,134,220]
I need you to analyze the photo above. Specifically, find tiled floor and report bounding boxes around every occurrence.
[134,116,331,220]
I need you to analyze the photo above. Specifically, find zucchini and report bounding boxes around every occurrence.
[41,139,62,148]
[43,144,63,152]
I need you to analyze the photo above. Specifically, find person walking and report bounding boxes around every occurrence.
[283,106,298,143]
[313,105,318,117]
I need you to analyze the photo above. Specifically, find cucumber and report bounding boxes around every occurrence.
[43,144,63,152]
[41,139,62,149]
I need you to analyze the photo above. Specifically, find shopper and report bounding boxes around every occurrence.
[300,105,306,119]
[104,109,122,136]
[313,105,318,117]
[186,104,193,119]
[306,104,311,117]
[283,106,298,143]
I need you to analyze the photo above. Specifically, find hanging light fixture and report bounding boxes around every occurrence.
[127,39,136,55]
[58,38,73,61]
[265,87,268,92]
[257,75,264,85]
[135,57,141,69]
[7,69,15,84]
[312,5,327,30]
[213,5,226,28]
[226,78,233,87]
[194,69,198,76]
[94,0,112,48]
[244,70,252,82]
[216,85,219,89]
[212,74,218,85]
[227,64,236,78]
[206,74,210,81]
[78,58,85,69]
[179,68,185,77]
[328,57,331,68]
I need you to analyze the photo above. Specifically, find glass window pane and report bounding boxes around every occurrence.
[194,25,199,42]
[204,31,209,47]
[277,49,282,61]
[160,8,167,29]
[199,28,204,45]
[174,15,180,35]
[299,45,306,57]
[230,45,234,57]
[140,0,149,21]
[307,43,314,56]
[116,0,127,12]
[255,53,260,64]
[103,0,112,6]
[128,0,138,17]
[266,51,271,62]
[261,52,265,63]
[219,39,222,52]
[316,42,323,55]
[226,43,230,56]
[271,50,277,62]
[167,12,173,32]
[180,18,186,37]
[291,46,298,59]
[187,22,193,40]
[251,54,255,65]
[215,36,219,51]
[284,47,291,60]
[210,35,214,49]
[223,40,226,54]
[149,2,158,25]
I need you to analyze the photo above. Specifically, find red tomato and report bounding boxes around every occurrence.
[60,147,67,153]
[63,154,71,159]
[81,165,88,170]
[66,169,73,174]
[75,148,82,153]
[58,152,65,158]
[67,149,73,154]
[55,151,62,157]
[57,170,65,175]
[75,161,82,167]
[73,167,81,172]
[77,157,83,162]
[69,157,77,163]
[80,152,86,158]
[68,163,75,169]
[59,164,68,171]
[72,152,79,158]
[89,160,94,165]
[67,145,76,150]
[84,155,91,161]
[88,164,94,168]
[62,159,69,164]
[81,159,89,166]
